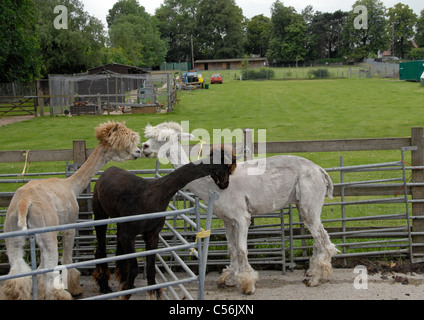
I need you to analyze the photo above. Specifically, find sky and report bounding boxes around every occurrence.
[82,0,423,27]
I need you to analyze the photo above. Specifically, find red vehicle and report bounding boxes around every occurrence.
[210,73,223,84]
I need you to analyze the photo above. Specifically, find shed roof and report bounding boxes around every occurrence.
[88,63,149,75]
[195,57,268,64]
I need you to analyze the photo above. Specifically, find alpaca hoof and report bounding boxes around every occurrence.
[119,283,135,300]
[99,286,112,294]
[239,285,256,295]
[304,278,319,287]
[242,288,255,295]
[147,288,165,300]
[53,289,73,300]
[217,279,236,289]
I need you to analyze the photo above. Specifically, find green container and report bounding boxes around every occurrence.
[400,60,424,82]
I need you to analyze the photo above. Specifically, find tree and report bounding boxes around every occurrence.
[106,0,148,28]
[0,0,40,82]
[267,1,307,64]
[245,15,271,57]
[415,9,424,48]
[386,3,417,59]
[155,0,200,63]
[35,0,106,76]
[306,10,349,60]
[341,0,388,60]
[108,14,167,67]
[195,0,245,59]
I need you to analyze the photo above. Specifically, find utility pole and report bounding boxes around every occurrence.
[191,35,195,70]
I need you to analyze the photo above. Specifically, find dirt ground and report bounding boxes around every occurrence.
[0,115,35,127]
[74,261,424,300]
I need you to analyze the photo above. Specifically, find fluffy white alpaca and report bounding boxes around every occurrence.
[142,122,339,294]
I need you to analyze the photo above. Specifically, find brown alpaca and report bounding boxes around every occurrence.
[92,146,236,300]
[2,121,141,300]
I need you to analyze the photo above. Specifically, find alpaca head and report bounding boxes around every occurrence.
[142,122,193,159]
[200,145,237,189]
[95,121,141,162]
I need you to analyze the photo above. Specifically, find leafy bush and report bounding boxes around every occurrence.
[308,68,331,79]
[241,68,275,80]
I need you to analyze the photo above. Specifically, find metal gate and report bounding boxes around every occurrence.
[0,164,220,300]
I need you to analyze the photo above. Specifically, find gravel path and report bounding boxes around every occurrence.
[75,268,424,300]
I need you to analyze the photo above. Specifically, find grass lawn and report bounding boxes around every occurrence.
[1,77,423,172]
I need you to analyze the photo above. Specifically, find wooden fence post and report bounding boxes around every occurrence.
[411,127,424,261]
[73,140,87,164]
[36,80,44,117]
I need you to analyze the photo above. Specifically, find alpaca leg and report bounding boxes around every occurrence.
[145,232,164,300]
[36,231,72,300]
[117,233,138,300]
[114,238,129,287]
[218,220,237,288]
[93,224,112,293]
[298,206,339,287]
[61,229,82,296]
[234,217,258,295]
[3,236,32,300]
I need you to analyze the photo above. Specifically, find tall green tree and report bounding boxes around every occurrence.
[0,0,40,82]
[245,14,271,57]
[306,9,349,60]
[106,0,148,28]
[386,3,417,59]
[267,1,306,64]
[195,0,245,59]
[108,14,167,67]
[155,0,200,63]
[414,9,424,48]
[35,0,106,76]
[341,0,388,60]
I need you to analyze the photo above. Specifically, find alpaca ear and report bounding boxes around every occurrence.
[179,132,195,141]
[108,123,120,137]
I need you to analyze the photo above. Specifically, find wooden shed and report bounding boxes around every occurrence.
[194,58,268,71]
[88,63,149,75]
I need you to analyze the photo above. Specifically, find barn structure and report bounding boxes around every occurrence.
[194,57,268,71]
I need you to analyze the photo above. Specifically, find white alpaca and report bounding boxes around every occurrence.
[3,121,141,300]
[142,121,339,294]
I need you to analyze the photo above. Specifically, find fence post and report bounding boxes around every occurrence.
[36,80,44,117]
[73,140,87,164]
[72,140,90,261]
[411,127,424,261]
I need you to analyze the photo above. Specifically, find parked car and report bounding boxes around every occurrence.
[210,73,223,84]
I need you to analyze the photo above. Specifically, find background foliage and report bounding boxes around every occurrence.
[0,0,423,82]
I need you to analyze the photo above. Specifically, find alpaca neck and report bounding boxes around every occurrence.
[67,146,108,196]
[168,143,190,169]
[158,163,217,200]
[168,144,217,201]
